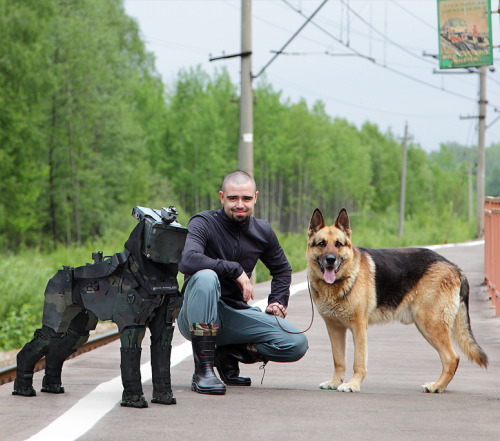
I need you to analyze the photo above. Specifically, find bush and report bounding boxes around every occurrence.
[0,303,40,351]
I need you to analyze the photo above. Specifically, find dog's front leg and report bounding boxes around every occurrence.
[337,321,367,392]
[319,320,347,390]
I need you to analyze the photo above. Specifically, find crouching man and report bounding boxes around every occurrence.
[178,171,308,395]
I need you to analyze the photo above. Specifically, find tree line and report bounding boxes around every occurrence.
[1,0,499,253]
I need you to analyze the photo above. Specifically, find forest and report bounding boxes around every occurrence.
[1,0,499,348]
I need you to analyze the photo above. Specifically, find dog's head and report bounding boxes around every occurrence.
[307,208,352,284]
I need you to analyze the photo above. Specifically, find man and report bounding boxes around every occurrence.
[178,170,308,395]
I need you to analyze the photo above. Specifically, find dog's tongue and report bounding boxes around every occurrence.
[324,268,336,284]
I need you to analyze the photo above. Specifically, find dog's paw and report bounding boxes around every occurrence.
[337,382,361,393]
[319,380,340,390]
[421,382,445,393]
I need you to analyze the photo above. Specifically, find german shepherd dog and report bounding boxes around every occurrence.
[307,208,488,393]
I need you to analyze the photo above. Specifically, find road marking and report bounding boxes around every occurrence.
[24,281,308,441]
[425,239,484,250]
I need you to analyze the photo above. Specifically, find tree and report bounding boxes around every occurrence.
[0,0,56,249]
[0,0,171,250]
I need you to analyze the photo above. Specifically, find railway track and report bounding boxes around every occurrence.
[0,330,120,386]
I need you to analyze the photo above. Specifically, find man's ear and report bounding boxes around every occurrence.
[219,190,224,204]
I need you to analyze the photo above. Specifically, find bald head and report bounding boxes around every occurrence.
[221,171,256,193]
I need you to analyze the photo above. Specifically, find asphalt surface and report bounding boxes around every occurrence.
[1,242,499,441]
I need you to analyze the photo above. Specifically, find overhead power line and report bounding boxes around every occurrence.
[253,0,329,78]
[281,0,500,111]
[388,0,437,31]
[270,49,374,62]
[281,0,375,63]
[339,0,436,66]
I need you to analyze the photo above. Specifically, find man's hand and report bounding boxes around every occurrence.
[266,302,287,318]
[236,272,254,302]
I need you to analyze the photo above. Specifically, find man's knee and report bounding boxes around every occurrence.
[288,334,308,362]
[182,269,221,309]
[261,333,309,362]
[187,269,219,290]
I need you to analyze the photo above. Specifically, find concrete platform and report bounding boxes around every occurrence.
[1,242,499,441]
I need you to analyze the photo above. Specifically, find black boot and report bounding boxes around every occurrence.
[120,348,148,408]
[215,345,252,386]
[225,343,267,364]
[150,343,176,405]
[190,323,226,395]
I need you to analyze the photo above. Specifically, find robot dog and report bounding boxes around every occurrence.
[13,206,187,408]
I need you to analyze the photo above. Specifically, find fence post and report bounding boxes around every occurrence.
[484,196,500,315]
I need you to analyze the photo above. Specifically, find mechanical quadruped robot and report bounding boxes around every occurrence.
[13,206,188,408]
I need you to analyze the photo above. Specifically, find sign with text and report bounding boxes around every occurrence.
[437,0,493,69]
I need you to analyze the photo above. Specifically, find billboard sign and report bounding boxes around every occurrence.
[437,0,493,69]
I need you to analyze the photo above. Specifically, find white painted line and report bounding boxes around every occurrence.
[24,281,309,441]
[425,239,484,250]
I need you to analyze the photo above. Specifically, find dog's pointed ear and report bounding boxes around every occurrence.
[335,208,351,236]
[308,208,325,237]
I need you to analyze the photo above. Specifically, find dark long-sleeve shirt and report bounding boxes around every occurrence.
[179,208,292,309]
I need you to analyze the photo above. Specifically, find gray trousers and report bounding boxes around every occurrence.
[178,270,308,362]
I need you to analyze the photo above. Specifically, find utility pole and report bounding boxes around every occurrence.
[476,65,487,238]
[468,161,473,226]
[398,122,411,237]
[238,0,327,175]
[239,0,253,176]
[430,54,492,238]
[457,66,487,238]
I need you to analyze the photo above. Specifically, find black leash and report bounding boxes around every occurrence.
[260,277,314,385]
[272,276,315,334]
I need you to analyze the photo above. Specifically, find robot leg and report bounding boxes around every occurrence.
[150,325,175,404]
[42,310,98,394]
[120,326,147,408]
[12,326,63,397]
[13,266,79,397]
[149,299,176,405]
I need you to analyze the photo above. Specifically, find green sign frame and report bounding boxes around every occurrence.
[437,0,493,69]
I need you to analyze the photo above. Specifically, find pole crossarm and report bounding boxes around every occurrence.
[209,51,252,62]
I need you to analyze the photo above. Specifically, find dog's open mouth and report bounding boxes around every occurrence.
[317,258,342,284]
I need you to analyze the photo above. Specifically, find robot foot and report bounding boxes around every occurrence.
[120,392,148,408]
[41,384,65,394]
[41,375,65,393]
[151,390,176,405]
[12,381,36,397]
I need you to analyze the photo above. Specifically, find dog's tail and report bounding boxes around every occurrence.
[452,272,488,368]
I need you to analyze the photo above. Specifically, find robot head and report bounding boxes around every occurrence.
[132,206,188,264]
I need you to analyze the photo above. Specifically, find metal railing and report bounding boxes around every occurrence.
[484,196,500,316]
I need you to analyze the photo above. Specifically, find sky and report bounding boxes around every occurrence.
[124,0,500,152]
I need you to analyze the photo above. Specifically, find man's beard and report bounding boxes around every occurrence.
[231,211,250,223]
